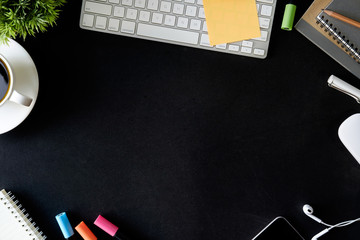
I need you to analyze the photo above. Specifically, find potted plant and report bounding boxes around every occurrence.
[0,0,66,44]
[0,0,66,133]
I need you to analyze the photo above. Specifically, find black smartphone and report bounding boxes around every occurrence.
[252,216,305,240]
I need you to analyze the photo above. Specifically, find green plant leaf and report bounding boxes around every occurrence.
[0,0,66,44]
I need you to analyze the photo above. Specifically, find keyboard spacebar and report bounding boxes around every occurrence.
[137,24,199,45]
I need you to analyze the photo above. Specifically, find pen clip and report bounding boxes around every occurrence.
[328,75,360,104]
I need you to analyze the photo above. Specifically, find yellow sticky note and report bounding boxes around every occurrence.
[203,0,261,46]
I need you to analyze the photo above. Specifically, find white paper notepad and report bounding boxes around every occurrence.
[0,189,46,240]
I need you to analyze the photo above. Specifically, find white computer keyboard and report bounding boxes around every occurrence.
[80,0,277,59]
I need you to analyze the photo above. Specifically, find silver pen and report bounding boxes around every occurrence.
[328,75,360,103]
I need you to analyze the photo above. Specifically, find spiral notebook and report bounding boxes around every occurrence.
[0,189,47,240]
[316,0,360,62]
[295,0,360,79]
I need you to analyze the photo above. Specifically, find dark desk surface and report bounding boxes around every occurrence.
[1,1,360,239]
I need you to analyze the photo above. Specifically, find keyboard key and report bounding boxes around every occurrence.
[177,17,189,28]
[95,16,107,29]
[190,19,201,31]
[114,6,125,18]
[108,18,120,31]
[164,15,176,26]
[152,13,163,24]
[84,1,112,15]
[228,45,239,52]
[241,46,252,53]
[253,30,268,41]
[257,0,273,3]
[126,9,138,20]
[82,14,94,27]
[148,0,159,10]
[259,17,270,29]
[137,23,199,44]
[198,7,205,18]
[185,6,197,17]
[254,48,265,56]
[139,11,150,22]
[197,0,203,5]
[135,0,146,8]
[173,3,184,15]
[216,44,226,49]
[121,20,136,33]
[200,34,211,47]
[122,0,133,6]
[109,0,120,3]
[260,5,272,16]
[160,1,172,13]
[202,21,208,31]
[242,40,253,47]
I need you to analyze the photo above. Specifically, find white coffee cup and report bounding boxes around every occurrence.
[0,53,33,107]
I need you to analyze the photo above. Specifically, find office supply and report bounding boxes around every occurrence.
[338,114,360,164]
[202,0,260,45]
[295,0,360,79]
[94,215,128,240]
[316,0,360,63]
[281,0,297,31]
[252,217,304,240]
[79,0,277,59]
[56,212,75,239]
[0,189,46,240]
[75,221,97,240]
[303,204,360,239]
[328,75,360,103]
[323,10,360,29]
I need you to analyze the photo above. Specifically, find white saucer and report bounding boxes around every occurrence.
[0,39,39,134]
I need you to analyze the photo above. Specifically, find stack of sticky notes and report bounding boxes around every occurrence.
[203,0,260,46]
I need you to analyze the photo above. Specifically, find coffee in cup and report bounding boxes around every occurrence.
[0,58,10,103]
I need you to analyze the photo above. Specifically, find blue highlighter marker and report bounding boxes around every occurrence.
[56,212,74,239]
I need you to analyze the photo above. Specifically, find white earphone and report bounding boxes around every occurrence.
[303,205,324,224]
[303,204,360,240]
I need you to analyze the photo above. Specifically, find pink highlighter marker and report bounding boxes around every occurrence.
[94,215,128,240]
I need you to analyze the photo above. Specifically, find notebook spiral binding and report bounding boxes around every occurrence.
[316,15,360,64]
[0,191,47,240]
